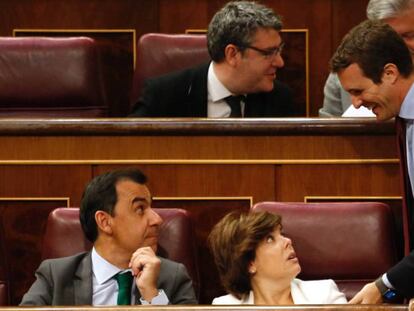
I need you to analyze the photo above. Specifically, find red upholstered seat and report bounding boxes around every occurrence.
[252,202,398,300]
[129,33,209,108]
[41,207,199,298]
[0,37,107,117]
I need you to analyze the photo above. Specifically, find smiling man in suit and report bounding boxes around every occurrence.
[20,168,197,306]
[129,1,294,118]
[331,20,414,303]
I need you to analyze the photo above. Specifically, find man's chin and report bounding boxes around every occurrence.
[259,82,275,93]
[150,244,158,253]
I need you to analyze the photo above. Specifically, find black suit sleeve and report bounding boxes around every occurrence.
[387,251,414,298]
[129,78,162,117]
[273,81,296,117]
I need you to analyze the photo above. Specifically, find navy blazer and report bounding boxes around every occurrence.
[386,117,414,299]
[129,63,295,117]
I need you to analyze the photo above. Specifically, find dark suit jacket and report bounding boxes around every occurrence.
[386,117,414,299]
[20,252,197,306]
[129,63,295,117]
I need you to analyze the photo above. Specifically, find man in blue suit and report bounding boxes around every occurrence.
[331,20,414,303]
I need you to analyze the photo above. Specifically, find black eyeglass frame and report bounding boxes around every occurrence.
[239,42,285,58]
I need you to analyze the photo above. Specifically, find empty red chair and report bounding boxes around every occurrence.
[0,37,108,117]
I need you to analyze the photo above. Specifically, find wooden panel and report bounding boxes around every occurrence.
[0,166,91,206]
[153,199,251,304]
[0,200,68,305]
[0,135,396,161]
[159,0,208,33]
[0,0,158,38]
[332,0,370,51]
[275,164,401,201]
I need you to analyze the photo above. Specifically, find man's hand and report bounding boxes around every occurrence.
[129,246,161,302]
[349,282,382,304]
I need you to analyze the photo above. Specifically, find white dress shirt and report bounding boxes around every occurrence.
[207,62,245,117]
[91,248,168,305]
[212,278,347,304]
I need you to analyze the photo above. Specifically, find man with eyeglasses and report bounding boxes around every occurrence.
[129,1,295,118]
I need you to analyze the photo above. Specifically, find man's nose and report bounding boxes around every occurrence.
[352,96,363,108]
[149,208,163,225]
[272,53,284,68]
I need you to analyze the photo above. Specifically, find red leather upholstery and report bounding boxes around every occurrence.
[252,202,398,300]
[42,207,199,297]
[0,37,107,117]
[129,33,209,108]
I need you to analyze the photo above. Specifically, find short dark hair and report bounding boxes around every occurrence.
[330,19,412,83]
[207,1,282,62]
[208,211,282,299]
[80,168,147,242]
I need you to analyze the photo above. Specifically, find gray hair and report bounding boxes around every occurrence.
[367,0,414,19]
[207,1,282,62]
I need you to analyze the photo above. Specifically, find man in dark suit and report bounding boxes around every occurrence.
[20,169,197,306]
[129,1,294,118]
[331,20,414,302]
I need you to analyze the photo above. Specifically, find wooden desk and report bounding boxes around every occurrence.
[0,305,410,311]
[0,118,400,305]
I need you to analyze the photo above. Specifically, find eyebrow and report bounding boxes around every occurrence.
[131,197,150,204]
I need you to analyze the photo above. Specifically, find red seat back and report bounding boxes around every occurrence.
[252,201,398,300]
[0,37,107,117]
[129,33,209,109]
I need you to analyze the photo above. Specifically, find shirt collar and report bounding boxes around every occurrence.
[92,247,124,285]
[399,82,414,119]
[207,62,233,102]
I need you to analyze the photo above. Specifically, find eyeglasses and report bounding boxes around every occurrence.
[241,42,285,59]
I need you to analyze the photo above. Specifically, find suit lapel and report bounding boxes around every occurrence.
[184,63,209,117]
[245,93,265,117]
[74,252,93,305]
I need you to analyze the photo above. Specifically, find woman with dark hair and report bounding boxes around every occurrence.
[208,211,346,304]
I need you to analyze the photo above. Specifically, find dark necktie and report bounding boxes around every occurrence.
[225,95,244,117]
[115,271,133,305]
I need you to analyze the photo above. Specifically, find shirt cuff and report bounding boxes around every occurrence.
[139,289,169,305]
[383,273,395,289]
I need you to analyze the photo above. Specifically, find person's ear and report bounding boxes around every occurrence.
[382,63,399,84]
[95,210,113,235]
[248,261,257,275]
[224,44,241,67]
